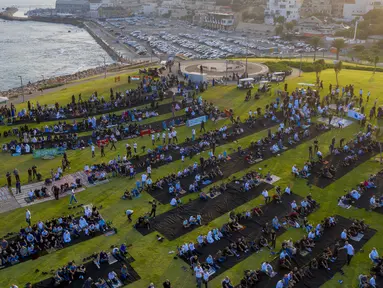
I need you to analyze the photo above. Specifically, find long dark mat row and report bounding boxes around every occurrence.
[33,254,140,288]
[11,89,175,125]
[345,171,383,214]
[238,215,376,288]
[136,181,274,240]
[17,111,197,151]
[148,123,330,204]
[307,143,379,189]
[37,100,182,136]
[180,193,306,279]
[0,217,114,270]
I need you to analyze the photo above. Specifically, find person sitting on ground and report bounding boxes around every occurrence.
[261,261,276,277]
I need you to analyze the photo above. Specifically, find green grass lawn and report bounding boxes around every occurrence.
[2,68,383,288]
[13,71,142,111]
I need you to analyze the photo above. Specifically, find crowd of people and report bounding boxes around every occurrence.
[235,216,369,288]
[0,206,108,267]
[3,68,383,288]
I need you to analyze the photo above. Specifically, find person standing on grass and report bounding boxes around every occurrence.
[192,128,196,141]
[149,200,157,218]
[13,168,20,183]
[200,120,206,132]
[203,270,209,288]
[126,143,132,158]
[339,241,355,265]
[69,189,78,205]
[91,144,95,158]
[110,137,117,151]
[262,189,270,204]
[126,209,134,221]
[32,165,37,180]
[194,263,204,288]
[28,168,32,183]
[101,144,105,157]
[25,209,31,226]
[147,166,152,178]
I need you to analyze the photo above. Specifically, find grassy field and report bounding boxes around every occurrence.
[13,71,142,111]
[1,68,383,288]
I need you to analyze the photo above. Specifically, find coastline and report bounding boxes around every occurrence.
[0,12,152,99]
[0,61,154,101]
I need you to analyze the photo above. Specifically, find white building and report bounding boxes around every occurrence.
[203,12,235,30]
[89,0,113,18]
[264,0,301,25]
[343,0,383,20]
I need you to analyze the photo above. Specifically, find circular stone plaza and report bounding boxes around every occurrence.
[181,60,269,79]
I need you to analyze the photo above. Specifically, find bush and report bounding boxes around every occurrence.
[278,60,383,73]
[264,61,292,73]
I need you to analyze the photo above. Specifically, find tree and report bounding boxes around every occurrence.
[310,37,323,61]
[334,61,342,86]
[313,59,325,84]
[275,16,285,25]
[367,54,380,74]
[331,39,346,60]
[285,21,295,32]
[353,44,365,53]
[275,25,284,36]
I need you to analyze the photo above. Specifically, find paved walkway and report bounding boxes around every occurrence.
[0,171,110,213]
[0,187,21,213]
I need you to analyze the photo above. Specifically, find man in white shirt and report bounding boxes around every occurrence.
[194,264,203,286]
[369,248,380,264]
[141,173,147,186]
[262,190,270,204]
[91,144,95,158]
[126,209,134,221]
[340,241,355,265]
[172,130,178,143]
[26,209,31,226]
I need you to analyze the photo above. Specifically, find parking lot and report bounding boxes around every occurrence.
[94,16,327,61]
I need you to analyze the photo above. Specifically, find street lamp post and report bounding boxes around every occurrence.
[299,53,303,77]
[245,40,249,76]
[101,56,106,79]
[18,76,25,103]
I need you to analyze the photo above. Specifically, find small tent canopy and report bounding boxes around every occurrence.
[0,96,9,104]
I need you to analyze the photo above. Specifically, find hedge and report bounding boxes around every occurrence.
[264,61,293,73]
[278,61,383,73]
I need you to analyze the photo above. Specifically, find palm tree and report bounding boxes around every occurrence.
[334,61,342,86]
[370,55,380,74]
[313,60,325,85]
[331,39,346,60]
[310,37,322,61]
